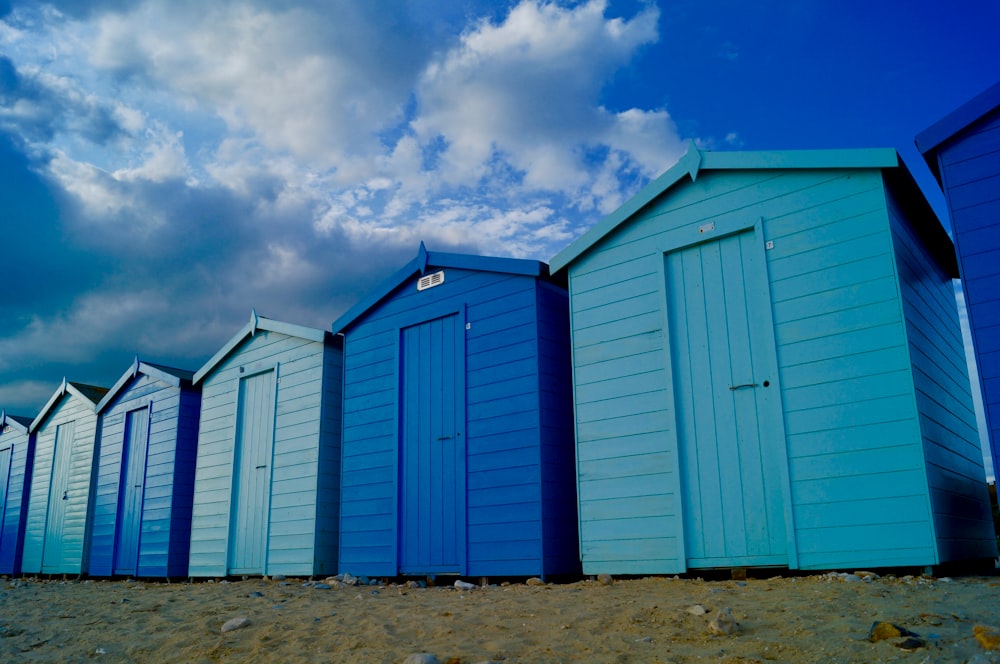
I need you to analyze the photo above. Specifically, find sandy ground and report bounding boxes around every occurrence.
[1,571,999,663]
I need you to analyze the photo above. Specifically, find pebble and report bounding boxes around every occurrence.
[272,575,286,581]
[635,636,652,643]
[221,616,251,633]
[454,580,477,591]
[842,574,861,583]
[686,604,708,616]
[301,581,314,588]
[525,577,546,586]
[342,573,359,586]
[597,573,613,586]
[402,654,441,664]
[314,583,332,590]
[249,591,264,598]
[406,581,421,589]
[708,607,739,635]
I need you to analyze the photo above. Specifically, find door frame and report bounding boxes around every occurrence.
[226,363,279,575]
[394,303,468,575]
[656,216,798,570]
[113,401,153,575]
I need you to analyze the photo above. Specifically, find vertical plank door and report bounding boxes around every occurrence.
[114,406,150,575]
[399,314,464,574]
[228,370,276,575]
[668,230,788,567]
[43,421,75,571]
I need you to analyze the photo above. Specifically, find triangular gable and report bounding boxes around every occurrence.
[30,378,107,432]
[193,310,329,384]
[96,357,196,413]
[332,242,549,334]
[916,80,1000,183]
[1,410,33,434]
[549,144,902,273]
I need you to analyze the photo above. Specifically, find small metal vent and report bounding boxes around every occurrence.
[2,425,9,433]
[417,270,445,291]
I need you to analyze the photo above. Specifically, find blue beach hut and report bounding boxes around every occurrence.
[917,80,1000,484]
[332,244,579,578]
[0,410,37,575]
[22,379,108,575]
[550,143,997,574]
[88,358,201,577]
[188,311,343,577]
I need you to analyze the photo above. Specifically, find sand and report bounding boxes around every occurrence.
[1,571,999,663]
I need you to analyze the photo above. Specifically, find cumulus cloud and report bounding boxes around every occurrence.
[0,0,690,412]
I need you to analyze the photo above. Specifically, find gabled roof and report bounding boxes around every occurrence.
[916,80,1000,183]
[1,410,33,434]
[96,356,197,413]
[331,242,550,334]
[30,378,108,432]
[549,142,906,273]
[193,309,331,384]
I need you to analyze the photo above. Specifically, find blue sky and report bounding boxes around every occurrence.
[1,0,998,472]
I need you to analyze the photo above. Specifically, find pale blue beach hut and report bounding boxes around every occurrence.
[89,358,201,577]
[550,143,997,574]
[332,245,579,578]
[188,311,343,577]
[22,379,108,575]
[0,410,36,575]
[917,80,1000,483]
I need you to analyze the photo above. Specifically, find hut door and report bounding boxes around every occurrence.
[43,421,75,571]
[399,314,464,574]
[0,446,10,548]
[228,369,276,575]
[667,230,788,567]
[114,406,150,575]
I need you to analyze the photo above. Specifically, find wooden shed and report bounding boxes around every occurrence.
[549,143,997,574]
[0,410,36,575]
[188,311,343,577]
[22,379,109,575]
[89,358,201,577]
[332,244,579,578]
[917,80,1000,483]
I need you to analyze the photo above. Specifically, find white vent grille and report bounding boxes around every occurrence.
[2,425,9,434]
[417,270,445,291]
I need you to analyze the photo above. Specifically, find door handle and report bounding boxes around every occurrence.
[256,464,267,469]
[436,435,453,441]
[729,383,759,390]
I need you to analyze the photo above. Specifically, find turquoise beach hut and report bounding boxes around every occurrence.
[332,245,579,578]
[188,311,343,577]
[89,358,202,577]
[0,410,36,575]
[550,143,997,574]
[22,379,108,575]
[917,80,1000,483]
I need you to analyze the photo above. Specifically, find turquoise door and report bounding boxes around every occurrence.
[399,314,465,574]
[667,230,788,567]
[43,421,75,571]
[228,370,275,574]
[114,406,150,574]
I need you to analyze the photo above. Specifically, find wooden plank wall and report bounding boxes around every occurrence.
[22,395,101,574]
[189,330,331,577]
[937,108,1000,484]
[0,425,34,574]
[569,168,941,573]
[90,374,201,577]
[886,181,998,561]
[339,268,564,577]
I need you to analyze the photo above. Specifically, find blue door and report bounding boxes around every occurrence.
[0,445,10,551]
[114,406,150,575]
[667,230,788,567]
[43,421,75,572]
[228,370,276,574]
[399,314,465,574]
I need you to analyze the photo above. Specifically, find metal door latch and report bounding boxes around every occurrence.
[728,383,759,390]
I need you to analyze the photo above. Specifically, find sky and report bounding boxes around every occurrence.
[1,0,998,474]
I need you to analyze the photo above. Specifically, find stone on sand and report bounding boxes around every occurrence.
[708,607,739,635]
[221,616,251,633]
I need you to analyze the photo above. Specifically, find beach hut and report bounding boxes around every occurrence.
[549,142,997,574]
[332,244,579,578]
[188,311,343,577]
[0,410,37,575]
[88,358,201,577]
[21,379,108,575]
[917,80,1000,484]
